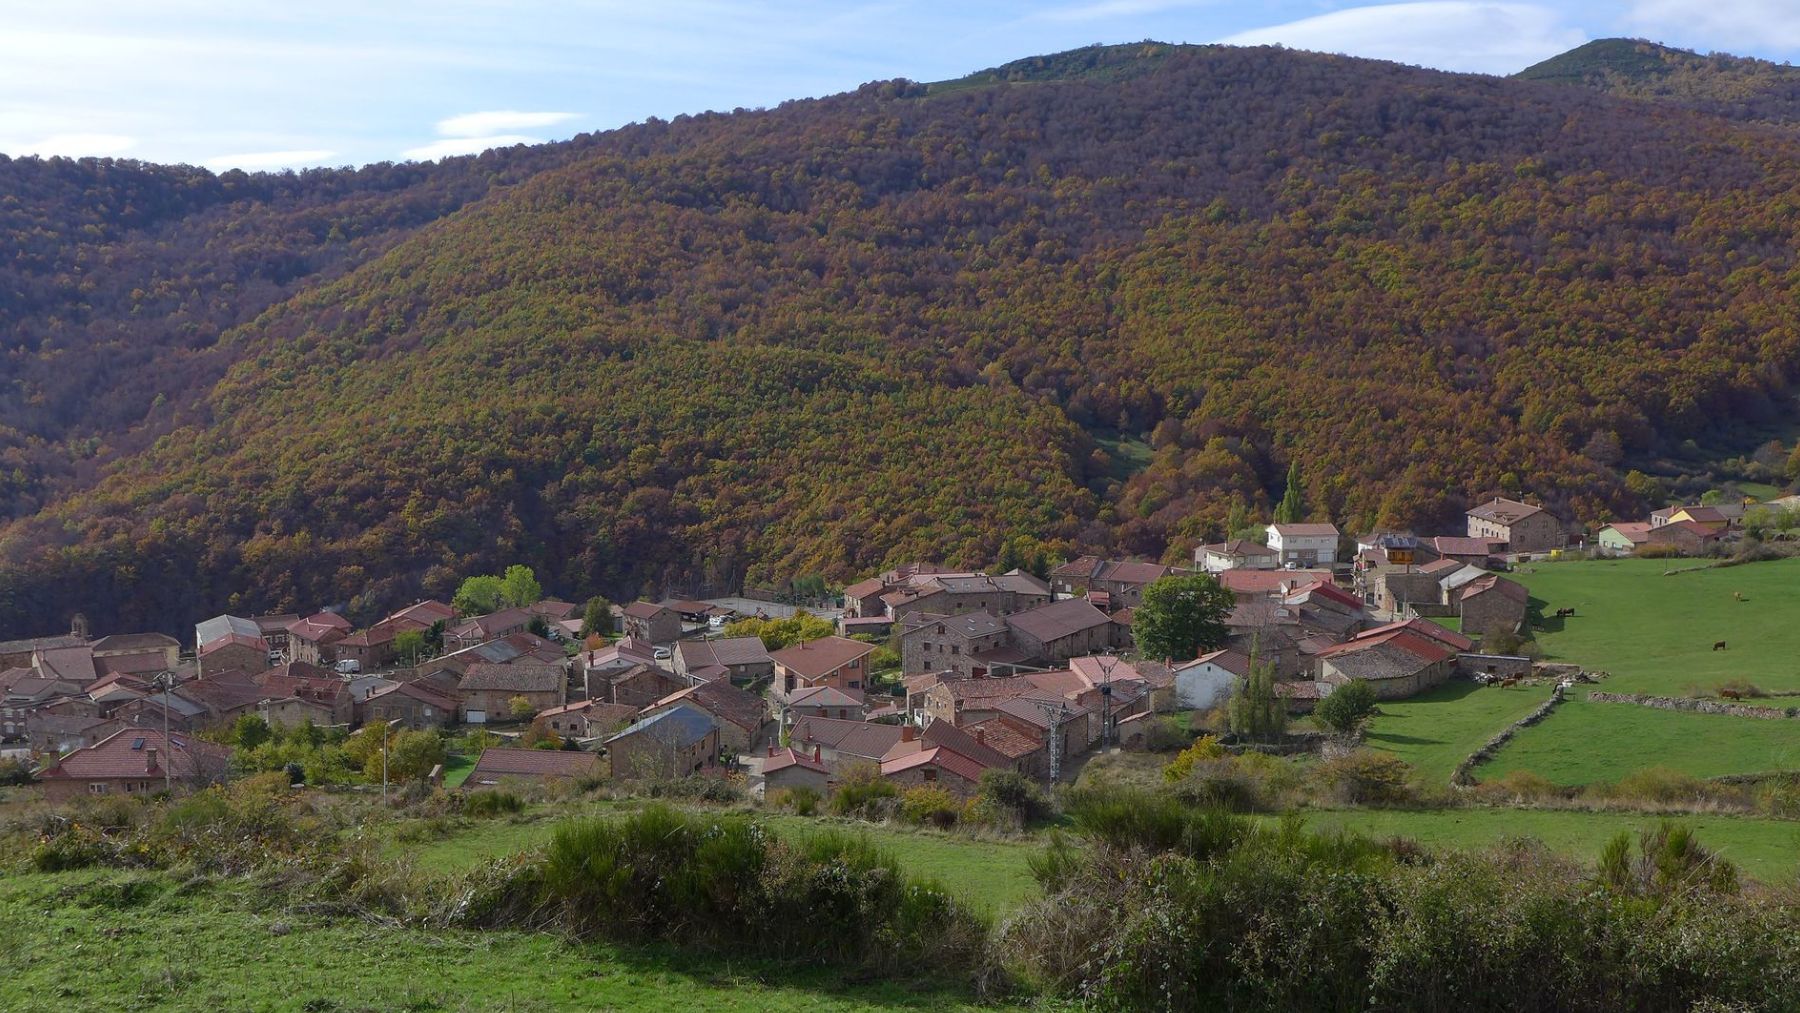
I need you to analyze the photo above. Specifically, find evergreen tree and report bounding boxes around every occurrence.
[1227,652,1287,742]
[1274,462,1306,524]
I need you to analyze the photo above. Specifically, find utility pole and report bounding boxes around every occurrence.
[154,669,174,793]
[380,717,403,804]
[1096,655,1117,749]
[1034,699,1068,783]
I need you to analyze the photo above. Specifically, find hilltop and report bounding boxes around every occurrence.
[3,41,1800,633]
[1517,38,1800,125]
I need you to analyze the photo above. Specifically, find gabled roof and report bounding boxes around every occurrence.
[459,663,564,694]
[287,612,353,639]
[1431,536,1503,556]
[787,685,864,710]
[1200,539,1278,558]
[448,607,532,639]
[532,698,639,731]
[198,632,268,657]
[879,746,989,783]
[196,615,262,648]
[1216,569,1331,595]
[763,745,833,775]
[1095,560,1180,586]
[36,727,228,780]
[1458,573,1529,603]
[466,747,599,783]
[1600,521,1654,543]
[675,636,773,669]
[1005,598,1111,643]
[960,718,1043,760]
[621,601,672,620]
[36,646,98,683]
[606,703,717,748]
[387,600,455,626]
[1179,649,1253,678]
[903,611,1005,639]
[364,679,459,712]
[90,633,179,654]
[1268,523,1341,538]
[94,651,173,677]
[789,717,904,760]
[1467,497,1545,524]
[1352,617,1474,653]
[770,637,874,680]
[842,577,888,599]
[648,680,768,733]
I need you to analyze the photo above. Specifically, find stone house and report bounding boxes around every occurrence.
[879,744,989,798]
[899,611,1015,677]
[1005,598,1117,666]
[672,636,774,686]
[1315,629,1455,700]
[35,728,229,801]
[456,663,566,723]
[444,607,534,651]
[198,633,271,678]
[89,633,180,672]
[26,713,119,755]
[784,686,866,722]
[760,746,834,794]
[788,716,905,770]
[334,615,428,671]
[620,602,681,644]
[284,612,352,666]
[605,662,686,708]
[1048,557,1181,608]
[642,679,772,756]
[1466,497,1563,554]
[533,699,639,740]
[771,636,876,704]
[879,572,1052,621]
[1647,519,1726,555]
[358,680,458,731]
[1453,573,1529,639]
[606,704,719,780]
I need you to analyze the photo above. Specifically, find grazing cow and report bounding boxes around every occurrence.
[1499,676,1520,689]
[1555,607,1576,618]
[1713,641,1728,652]
[1734,592,1745,602]
[1721,688,1745,701]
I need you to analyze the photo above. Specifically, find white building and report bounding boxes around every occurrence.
[1193,539,1278,574]
[1266,523,1342,568]
[1173,649,1252,710]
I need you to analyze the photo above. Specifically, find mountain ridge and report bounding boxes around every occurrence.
[2,41,1799,635]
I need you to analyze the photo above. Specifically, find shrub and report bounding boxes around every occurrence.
[1317,750,1417,805]
[976,768,1052,824]
[899,786,959,827]
[1472,769,1561,803]
[767,786,821,816]
[1167,758,1263,812]
[0,757,36,786]
[1140,716,1189,752]
[1313,678,1377,734]
[1595,766,1719,806]
[464,790,524,818]
[1715,678,1767,699]
[1162,734,1225,783]
[1598,821,1740,896]
[829,763,898,818]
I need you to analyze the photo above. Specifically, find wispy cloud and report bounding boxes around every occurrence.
[401,134,537,161]
[203,148,337,170]
[436,109,579,136]
[10,132,136,157]
[1219,2,1588,75]
[1038,0,1214,23]
[1623,0,1800,51]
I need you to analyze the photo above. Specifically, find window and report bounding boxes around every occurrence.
[88,783,109,795]
[922,768,937,782]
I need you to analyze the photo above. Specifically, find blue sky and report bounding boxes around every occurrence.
[3,1,1798,170]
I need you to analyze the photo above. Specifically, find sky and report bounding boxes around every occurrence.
[3,1,1798,170]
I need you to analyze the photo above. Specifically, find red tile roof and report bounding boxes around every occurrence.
[770,636,874,680]
[1006,598,1112,643]
[763,746,832,775]
[36,727,228,780]
[880,746,989,783]
[1467,497,1545,524]
[465,747,600,784]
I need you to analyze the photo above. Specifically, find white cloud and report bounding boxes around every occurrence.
[203,148,338,170]
[1623,0,1800,52]
[10,132,136,157]
[1038,0,1213,23]
[401,134,537,161]
[435,109,579,137]
[1220,2,1589,75]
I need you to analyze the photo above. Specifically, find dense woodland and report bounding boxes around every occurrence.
[3,41,1800,635]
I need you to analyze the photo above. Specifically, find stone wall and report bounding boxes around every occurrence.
[1587,692,1797,720]
[1450,682,1567,787]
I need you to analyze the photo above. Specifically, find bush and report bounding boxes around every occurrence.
[464,790,525,818]
[1472,768,1562,803]
[1598,821,1740,896]
[899,786,959,827]
[1715,678,1767,699]
[767,785,821,816]
[1162,734,1225,783]
[1593,766,1720,807]
[976,768,1052,825]
[829,763,898,818]
[1317,750,1417,805]
[1140,716,1189,752]
[1167,758,1263,812]
[0,757,36,786]
[1314,678,1377,734]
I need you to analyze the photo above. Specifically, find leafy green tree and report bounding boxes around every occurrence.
[527,615,551,638]
[232,713,272,750]
[383,730,446,781]
[581,596,612,638]
[1133,574,1234,662]
[500,564,543,608]
[453,574,504,616]
[995,533,1057,580]
[723,611,836,650]
[393,628,427,663]
[1227,654,1286,742]
[1273,461,1306,524]
[1314,678,1377,734]
[508,695,536,721]
[424,619,445,653]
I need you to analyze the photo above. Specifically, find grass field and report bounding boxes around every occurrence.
[0,870,985,1011]
[1473,697,1800,785]
[1305,807,1800,883]
[1517,556,1800,696]
[399,805,1041,914]
[1363,680,1555,785]
[442,752,475,787]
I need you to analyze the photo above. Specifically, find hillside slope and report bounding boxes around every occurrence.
[1517,38,1800,125]
[4,42,1800,634]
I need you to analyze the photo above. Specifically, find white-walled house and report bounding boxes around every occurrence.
[1266,523,1342,568]
[1194,539,1278,574]
[1174,649,1252,710]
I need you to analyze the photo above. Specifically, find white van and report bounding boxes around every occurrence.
[334,659,361,675]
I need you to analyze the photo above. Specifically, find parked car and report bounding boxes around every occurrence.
[334,659,361,674]
[653,647,672,661]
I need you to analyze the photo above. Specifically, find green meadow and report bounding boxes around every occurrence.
[1363,680,1556,785]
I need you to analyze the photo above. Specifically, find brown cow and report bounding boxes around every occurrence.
[1713,641,1728,651]
[1499,676,1520,689]
[1721,688,1745,701]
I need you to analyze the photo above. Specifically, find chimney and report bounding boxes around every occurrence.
[971,666,987,680]
[146,747,159,773]
[974,728,986,746]
[767,745,776,757]
[901,724,916,742]
[812,745,822,763]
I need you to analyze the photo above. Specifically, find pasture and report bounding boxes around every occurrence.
[1473,696,1800,785]
[1363,679,1555,785]
[1516,556,1800,696]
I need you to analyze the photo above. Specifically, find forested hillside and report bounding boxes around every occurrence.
[1517,38,1800,125]
[4,41,1800,635]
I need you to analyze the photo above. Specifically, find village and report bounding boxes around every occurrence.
[7,490,1793,802]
